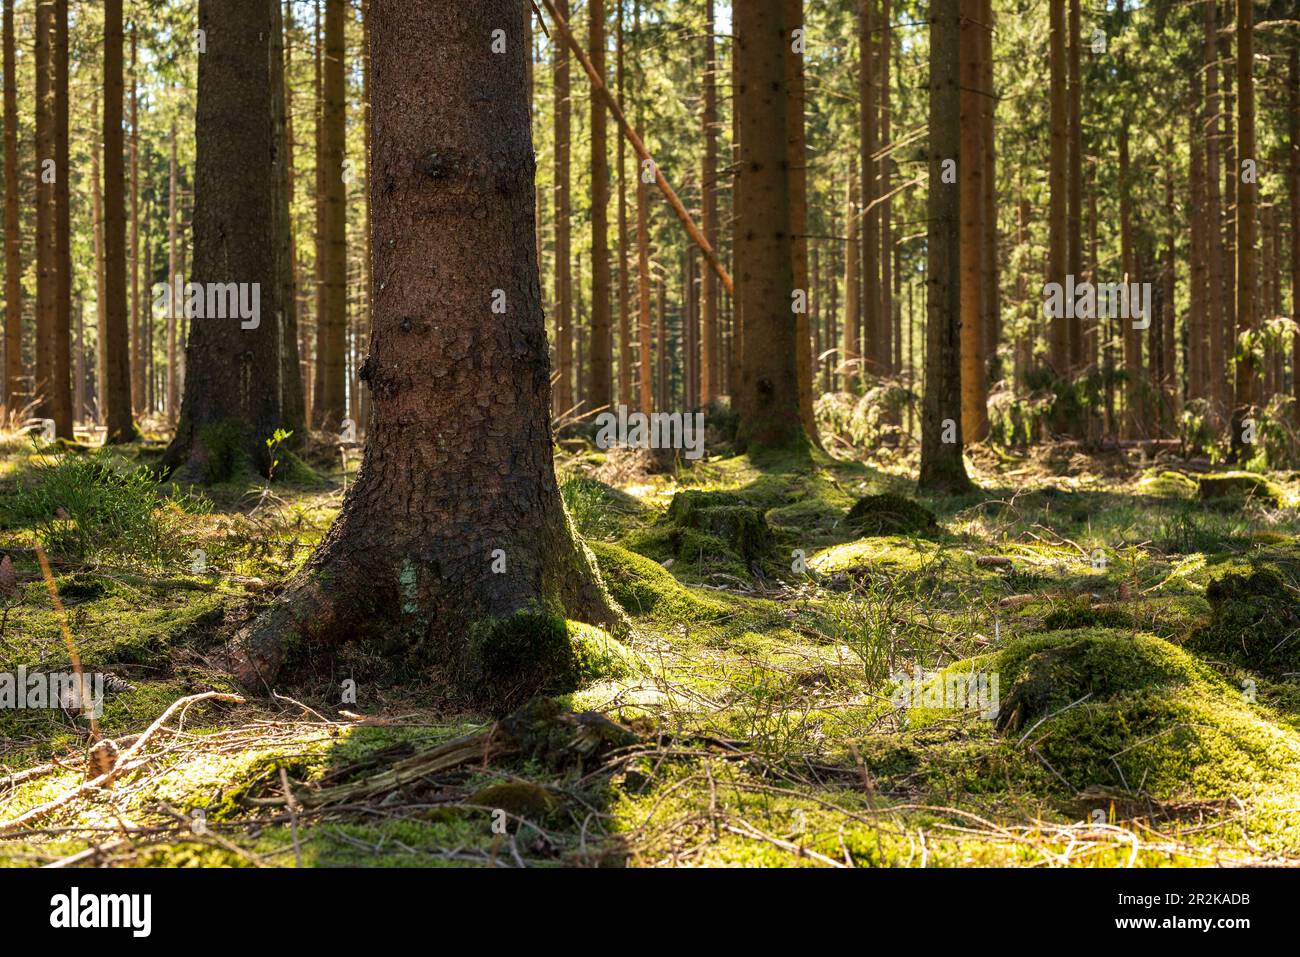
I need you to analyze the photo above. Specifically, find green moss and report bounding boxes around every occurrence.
[1197,472,1282,508]
[587,540,731,621]
[1187,566,1300,675]
[845,493,938,535]
[665,490,772,561]
[1137,469,1200,499]
[196,421,250,484]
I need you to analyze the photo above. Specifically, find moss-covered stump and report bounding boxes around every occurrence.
[1197,472,1281,508]
[1186,567,1300,675]
[844,493,938,536]
[665,490,772,561]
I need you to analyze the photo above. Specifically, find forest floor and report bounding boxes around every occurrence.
[2,421,1300,867]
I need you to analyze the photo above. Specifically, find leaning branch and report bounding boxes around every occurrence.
[540,0,734,297]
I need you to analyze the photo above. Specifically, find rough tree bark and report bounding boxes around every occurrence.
[224,0,621,703]
[1230,0,1255,460]
[52,0,70,434]
[958,0,986,441]
[1047,0,1066,375]
[700,0,718,406]
[2,0,20,414]
[312,0,347,431]
[272,0,305,440]
[588,0,612,412]
[554,0,574,416]
[919,0,973,494]
[733,0,805,451]
[101,0,133,442]
[160,0,283,478]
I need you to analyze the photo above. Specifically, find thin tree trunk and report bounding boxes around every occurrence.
[167,124,179,424]
[1289,42,1299,412]
[35,0,55,427]
[311,0,347,431]
[700,0,718,405]
[2,0,20,414]
[843,155,860,392]
[1047,0,1067,374]
[919,0,972,493]
[858,0,879,376]
[1189,104,1207,403]
[1204,0,1227,421]
[102,0,133,442]
[959,0,986,441]
[51,0,70,435]
[554,0,573,416]
[1066,0,1082,371]
[880,0,893,376]
[129,26,142,414]
[588,0,612,412]
[785,0,817,440]
[615,0,631,409]
[1119,122,1138,438]
[92,93,106,422]
[1230,0,1256,458]
[273,0,304,439]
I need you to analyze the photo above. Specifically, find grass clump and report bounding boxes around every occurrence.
[2,450,207,567]
[845,493,938,536]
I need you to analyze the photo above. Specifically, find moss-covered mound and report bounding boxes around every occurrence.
[1186,567,1300,675]
[466,608,635,714]
[1197,472,1282,508]
[587,540,731,621]
[1137,469,1199,500]
[844,493,938,536]
[971,629,1300,799]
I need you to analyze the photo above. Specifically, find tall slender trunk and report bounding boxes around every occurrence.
[1189,104,1207,403]
[880,0,893,376]
[919,0,972,493]
[843,155,860,392]
[92,93,106,421]
[615,0,631,409]
[312,0,347,430]
[35,0,55,427]
[1230,0,1256,458]
[358,0,372,434]
[700,0,718,405]
[102,0,133,441]
[785,0,816,439]
[959,0,986,441]
[51,0,70,435]
[2,0,20,413]
[1204,0,1227,421]
[167,123,179,423]
[588,0,612,412]
[1066,0,1082,371]
[858,0,879,376]
[1047,0,1067,374]
[129,26,142,413]
[273,0,304,438]
[554,0,573,416]
[1289,42,1299,412]
[1119,122,1138,438]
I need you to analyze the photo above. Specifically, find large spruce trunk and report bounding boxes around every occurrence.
[225,0,620,706]
[161,0,282,478]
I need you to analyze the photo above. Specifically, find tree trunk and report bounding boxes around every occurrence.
[1204,0,1227,422]
[733,0,804,451]
[880,0,894,376]
[1119,122,1138,438]
[554,0,574,416]
[1189,104,1206,403]
[129,26,142,415]
[843,155,860,392]
[1230,0,1256,460]
[102,0,133,441]
[160,0,283,478]
[272,0,305,440]
[700,0,718,405]
[2,0,20,414]
[1066,0,1082,371]
[51,0,70,436]
[167,123,180,424]
[785,0,817,440]
[1047,0,1067,375]
[858,0,879,377]
[615,1,631,409]
[959,0,986,441]
[1290,43,1299,412]
[588,0,612,412]
[224,0,621,698]
[312,0,347,431]
[35,0,55,428]
[919,0,972,493]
